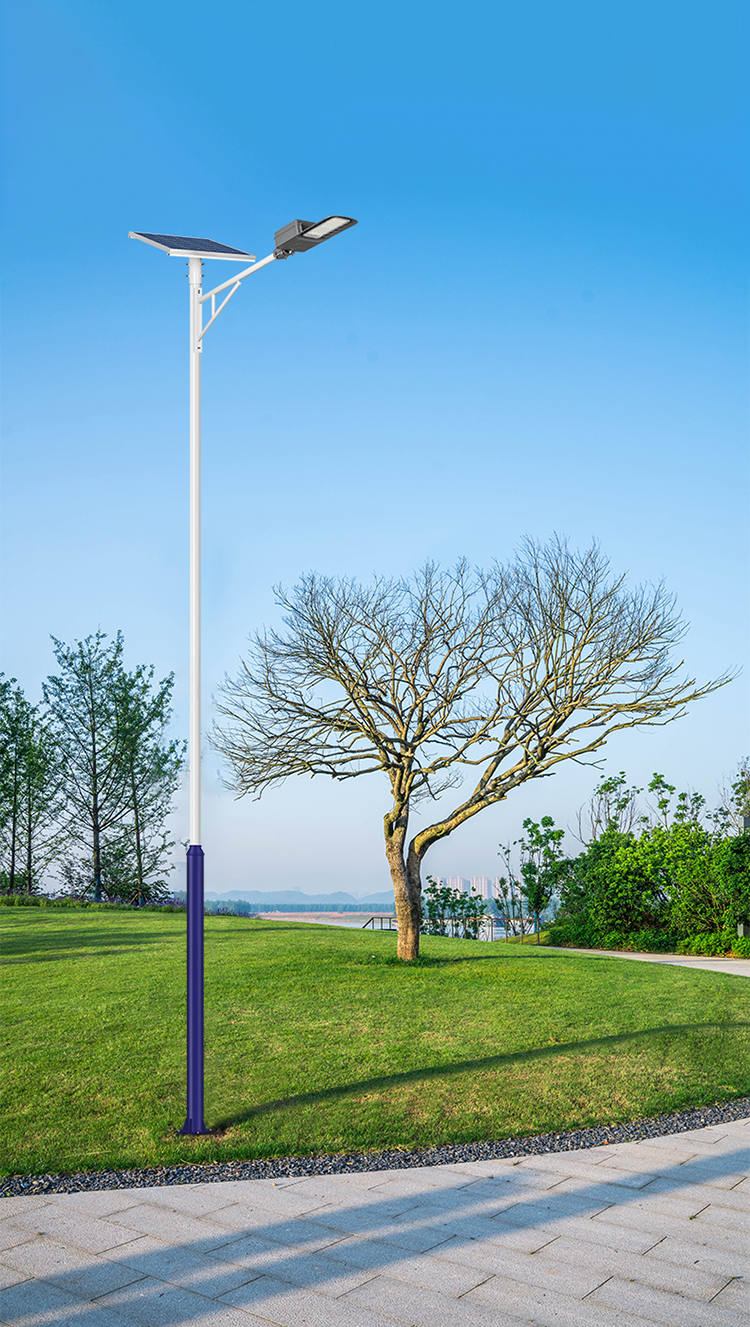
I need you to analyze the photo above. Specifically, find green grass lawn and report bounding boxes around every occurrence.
[2,910,748,1177]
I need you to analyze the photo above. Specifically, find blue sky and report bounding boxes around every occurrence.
[1,0,747,894]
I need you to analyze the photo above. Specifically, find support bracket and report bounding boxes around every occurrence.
[195,252,277,347]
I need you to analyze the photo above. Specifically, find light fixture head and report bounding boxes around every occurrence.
[273,216,357,257]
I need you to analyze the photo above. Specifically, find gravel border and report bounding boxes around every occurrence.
[3,1097,748,1198]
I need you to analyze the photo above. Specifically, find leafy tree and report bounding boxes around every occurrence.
[0,678,60,893]
[109,664,185,904]
[713,758,750,835]
[44,633,183,903]
[576,771,647,842]
[420,875,489,939]
[517,816,566,942]
[0,677,24,892]
[554,766,750,945]
[496,842,531,937]
[214,539,727,959]
[45,632,129,900]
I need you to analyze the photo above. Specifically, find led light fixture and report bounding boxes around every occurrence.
[274,215,357,256]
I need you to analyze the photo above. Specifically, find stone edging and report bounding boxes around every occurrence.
[2,1097,748,1198]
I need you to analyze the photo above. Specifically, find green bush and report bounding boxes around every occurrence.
[676,931,736,957]
[0,895,186,914]
[732,935,750,958]
[546,915,599,948]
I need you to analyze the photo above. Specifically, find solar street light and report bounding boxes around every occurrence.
[130,217,356,1136]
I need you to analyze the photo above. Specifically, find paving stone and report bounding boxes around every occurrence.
[601,1190,715,1221]
[288,1202,450,1248]
[595,1203,750,1252]
[238,1248,380,1298]
[97,1274,263,1326]
[644,1177,750,1211]
[101,1234,264,1296]
[543,1177,666,1207]
[0,1223,36,1251]
[0,1236,145,1299]
[210,1226,350,1274]
[0,1276,139,1326]
[214,1210,351,1252]
[257,1177,387,1209]
[221,1272,407,1326]
[191,1227,375,1296]
[465,1273,645,1327]
[654,1154,750,1187]
[212,1197,416,1240]
[48,1192,142,1218]
[123,1187,241,1218]
[422,1236,605,1298]
[357,1216,456,1255]
[584,1141,701,1168]
[107,1203,244,1251]
[692,1203,750,1233]
[484,1191,613,1226]
[458,1167,569,1194]
[536,1233,728,1300]
[524,1213,665,1255]
[320,1235,489,1295]
[644,1234,750,1279]
[590,1274,742,1327]
[7,1207,145,1254]
[511,1154,658,1189]
[340,1273,515,1327]
[0,1197,51,1219]
[0,1263,29,1289]
[708,1277,750,1313]
[436,1216,559,1254]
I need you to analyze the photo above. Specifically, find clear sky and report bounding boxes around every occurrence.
[1,0,748,895]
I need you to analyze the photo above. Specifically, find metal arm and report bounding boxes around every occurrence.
[196,252,278,346]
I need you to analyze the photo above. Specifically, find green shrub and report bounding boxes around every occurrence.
[599,929,629,950]
[676,931,736,957]
[546,915,599,948]
[732,935,750,958]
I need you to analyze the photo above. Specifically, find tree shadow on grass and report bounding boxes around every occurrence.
[1,931,172,963]
[212,1020,750,1132]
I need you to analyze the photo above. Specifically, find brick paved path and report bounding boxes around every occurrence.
[1,1118,748,1326]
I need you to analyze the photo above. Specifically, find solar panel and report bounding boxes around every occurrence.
[129,232,255,260]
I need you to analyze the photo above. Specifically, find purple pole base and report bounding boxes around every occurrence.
[179,845,210,1135]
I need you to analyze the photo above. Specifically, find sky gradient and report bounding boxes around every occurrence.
[1,0,748,894]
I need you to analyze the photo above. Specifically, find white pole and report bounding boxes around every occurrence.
[188,257,202,846]
[183,256,207,1134]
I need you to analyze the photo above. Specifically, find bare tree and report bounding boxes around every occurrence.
[214,538,729,959]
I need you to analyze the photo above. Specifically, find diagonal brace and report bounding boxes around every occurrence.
[196,252,278,344]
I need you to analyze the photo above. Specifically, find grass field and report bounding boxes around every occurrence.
[2,911,748,1177]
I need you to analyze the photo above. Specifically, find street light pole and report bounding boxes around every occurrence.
[129,218,357,1136]
[185,254,206,1133]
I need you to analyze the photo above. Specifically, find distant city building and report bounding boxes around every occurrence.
[444,876,470,894]
[471,876,492,900]
[439,875,505,902]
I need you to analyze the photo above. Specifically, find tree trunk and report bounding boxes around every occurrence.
[25,775,33,895]
[131,762,144,906]
[8,750,20,893]
[384,814,421,960]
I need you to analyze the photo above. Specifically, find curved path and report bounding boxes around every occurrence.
[1,1117,749,1327]
[541,947,750,977]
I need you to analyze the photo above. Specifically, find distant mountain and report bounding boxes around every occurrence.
[202,888,395,906]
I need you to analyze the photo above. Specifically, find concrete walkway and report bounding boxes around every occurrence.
[1,1119,748,1327]
[542,948,750,977]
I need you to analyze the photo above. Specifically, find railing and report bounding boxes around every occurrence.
[362,914,398,930]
